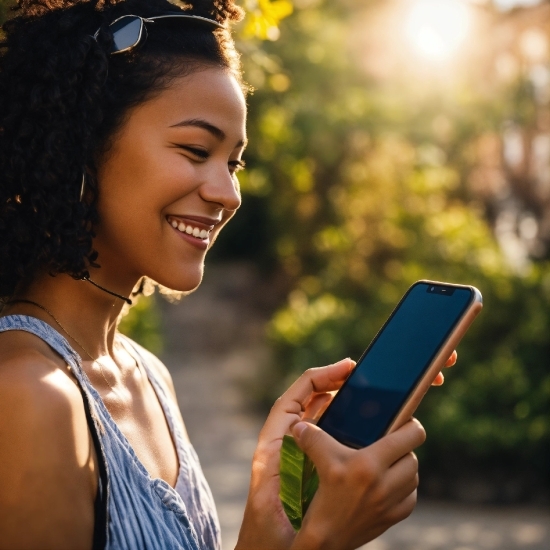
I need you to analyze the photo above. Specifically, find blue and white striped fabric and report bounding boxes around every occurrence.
[0,314,221,550]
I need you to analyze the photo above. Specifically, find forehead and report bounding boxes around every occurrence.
[123,67,247,140]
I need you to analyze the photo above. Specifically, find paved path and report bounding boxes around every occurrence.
[363,502,549,550]
[159,263,550,550]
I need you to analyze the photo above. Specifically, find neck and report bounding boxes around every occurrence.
[84,276,133,305]
[5,270,138,358]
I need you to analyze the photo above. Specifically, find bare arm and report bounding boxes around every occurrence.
[0,348,97,550]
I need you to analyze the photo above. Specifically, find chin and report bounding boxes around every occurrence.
[154,266,205,294]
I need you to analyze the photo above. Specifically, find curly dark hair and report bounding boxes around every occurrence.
[0,0,244,301]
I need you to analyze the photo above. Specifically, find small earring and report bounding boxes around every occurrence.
[80,172,86,202]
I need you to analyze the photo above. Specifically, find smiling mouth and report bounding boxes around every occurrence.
[167,216,212,240]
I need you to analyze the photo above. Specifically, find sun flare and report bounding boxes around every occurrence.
[405,0,472,62]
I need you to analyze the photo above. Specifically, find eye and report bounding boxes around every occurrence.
[229,159,246,175]
[177,145,209,160]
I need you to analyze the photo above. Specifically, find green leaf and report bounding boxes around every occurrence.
[279,434,319,531]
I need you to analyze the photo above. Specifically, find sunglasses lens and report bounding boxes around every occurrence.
[110,16,143,53]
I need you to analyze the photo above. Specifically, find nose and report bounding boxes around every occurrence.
[199,165,242,212]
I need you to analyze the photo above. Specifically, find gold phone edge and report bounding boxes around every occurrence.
[385,283,483,436]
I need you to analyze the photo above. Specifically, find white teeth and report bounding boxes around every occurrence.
[169,218,209,239]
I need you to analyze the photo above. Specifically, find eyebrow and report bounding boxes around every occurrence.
[170,118,248,148]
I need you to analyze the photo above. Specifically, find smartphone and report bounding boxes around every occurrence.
[316,280,483,449]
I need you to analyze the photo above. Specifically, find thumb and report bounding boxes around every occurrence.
[291,421,347,470]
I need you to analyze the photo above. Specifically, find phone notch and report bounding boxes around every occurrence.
[427,284,455,296]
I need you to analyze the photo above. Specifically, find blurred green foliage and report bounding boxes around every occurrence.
[118,294,164,354]
[226,0,550,492]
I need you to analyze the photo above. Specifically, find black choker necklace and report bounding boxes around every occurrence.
[83,276,133,305]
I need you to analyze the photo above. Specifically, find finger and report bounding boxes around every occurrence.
[444,350,457,368]
[303,392,333,422]
[383,452,420,506]
[366,419,426,466]
[431,371,444,386]
[291,420,351,469]
[250,368,350,487]
[277,358,354,414]
[385,489,418,526]
[357,485,418,545]
[259,359,354,446]
[433,350,457,386]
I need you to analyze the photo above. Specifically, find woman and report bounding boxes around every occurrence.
[0,0,454,548]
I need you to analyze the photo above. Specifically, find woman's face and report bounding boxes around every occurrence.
[93,67,246,293]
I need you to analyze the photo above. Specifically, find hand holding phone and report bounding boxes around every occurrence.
[317,280,482,448]
[276,280,482,544]
[242,360,426,550]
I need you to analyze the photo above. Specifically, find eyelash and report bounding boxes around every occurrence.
[179,146,246,174]
[230,159,246,174]
[180,146,209,159]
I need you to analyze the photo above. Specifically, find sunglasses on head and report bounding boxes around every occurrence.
[94,13,223,55]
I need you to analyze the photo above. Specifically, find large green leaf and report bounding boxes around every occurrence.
[279,434,319,531]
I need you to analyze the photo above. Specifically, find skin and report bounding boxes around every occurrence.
[235,354,456,550]
[0,67,245,549]
[0,66,457,550]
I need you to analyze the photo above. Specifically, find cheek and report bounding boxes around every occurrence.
[98,150,195,228]
[99,120,191,202]
[93,182,155,265]
[94,161,206,283]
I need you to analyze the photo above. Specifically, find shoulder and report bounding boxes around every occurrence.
[0,346,86,465]
[0,328,79,408]
[0,335,96,548]
[0,329,75,399]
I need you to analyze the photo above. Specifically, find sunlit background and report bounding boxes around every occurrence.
[225,1,550,545]
[405,0,472,62]
[133,1,550,545]
[1,0,547,549]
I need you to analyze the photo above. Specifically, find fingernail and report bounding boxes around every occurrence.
[292,422,308,440]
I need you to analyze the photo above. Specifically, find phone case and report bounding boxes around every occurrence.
[383,280,483,437]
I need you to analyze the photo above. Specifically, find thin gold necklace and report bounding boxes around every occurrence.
[7,298,118,392]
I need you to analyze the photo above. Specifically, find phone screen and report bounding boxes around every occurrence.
[317,282,474,448]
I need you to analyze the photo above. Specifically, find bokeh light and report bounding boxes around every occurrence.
[404,0,472,62]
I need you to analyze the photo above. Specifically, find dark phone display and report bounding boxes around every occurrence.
[317,283,473,448]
